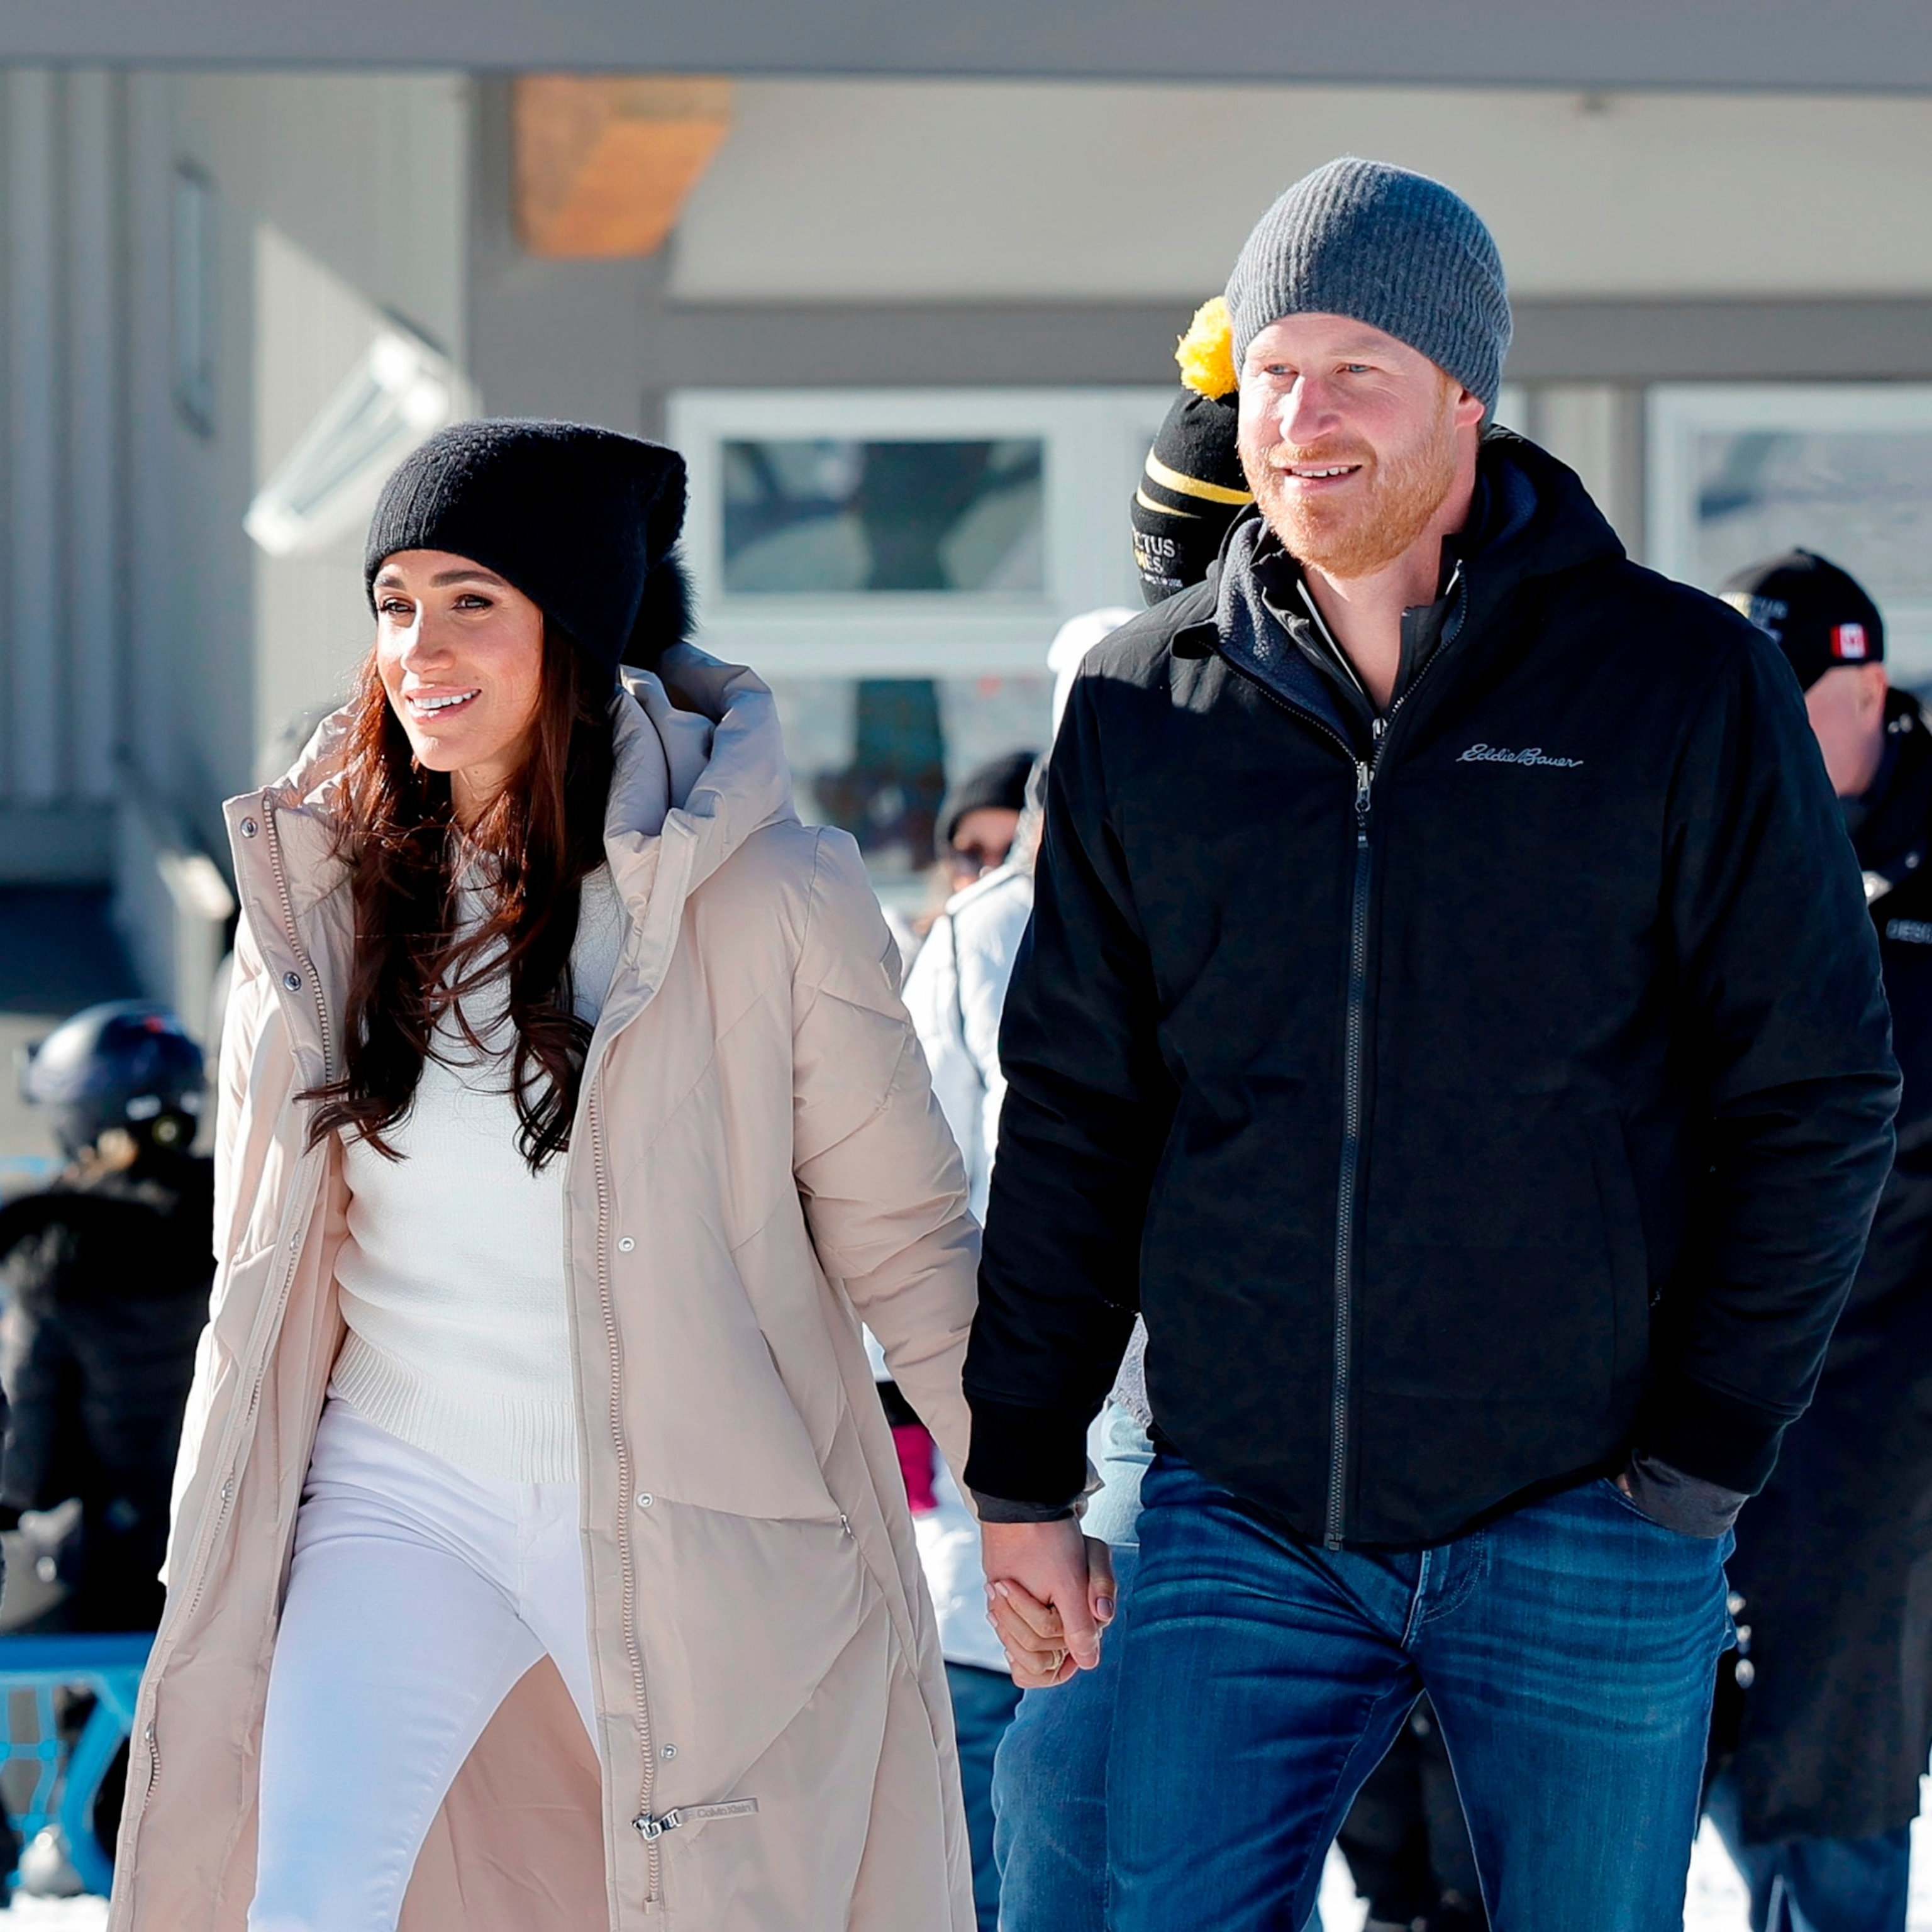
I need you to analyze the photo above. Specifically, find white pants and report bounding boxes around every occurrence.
[249,1399,596,1931]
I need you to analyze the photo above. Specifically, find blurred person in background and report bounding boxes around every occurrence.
[908,750,1038,952]
[907,749,1039,1230]
[941,750,1036,894]
[0,1002,210,1635]
[1702,552,1932,1932]
[0,1002,212,1880]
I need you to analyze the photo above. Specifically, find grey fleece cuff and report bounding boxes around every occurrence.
[972,1458,1104,1526]
[1621,1452,1748,1539]
[972,1491,1079,1524]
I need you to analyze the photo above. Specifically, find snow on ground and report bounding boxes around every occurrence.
[9,1901,109,1926]
[18,1782,1932,1929]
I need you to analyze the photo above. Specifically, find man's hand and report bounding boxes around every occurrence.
[980,1518,1116,1689]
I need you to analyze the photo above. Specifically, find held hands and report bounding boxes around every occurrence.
[980,1519,1116,1689]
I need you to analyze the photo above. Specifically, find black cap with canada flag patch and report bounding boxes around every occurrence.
[1721,548,1884,692]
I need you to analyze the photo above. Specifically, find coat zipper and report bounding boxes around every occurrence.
[587,1079,663,1904]
[1217,577,1467,1550]
[1214,659,1377,1550]
[1327,753,1375,1549]
[259,793,336,1078]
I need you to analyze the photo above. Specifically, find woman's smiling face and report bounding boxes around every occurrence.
[371,550,547,824]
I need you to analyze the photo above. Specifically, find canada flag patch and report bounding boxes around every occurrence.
[1833,622,1870,661]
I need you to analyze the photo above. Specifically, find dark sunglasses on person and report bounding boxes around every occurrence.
[948,840,1008,880]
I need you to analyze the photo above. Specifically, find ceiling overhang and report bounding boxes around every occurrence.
[4,0,1931,92]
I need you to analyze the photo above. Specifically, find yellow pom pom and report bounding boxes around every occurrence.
[1175,297,1238,401]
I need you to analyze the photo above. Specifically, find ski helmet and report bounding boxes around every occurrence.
[21,1002,204,1158]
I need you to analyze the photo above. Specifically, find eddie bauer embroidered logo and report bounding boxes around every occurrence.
[1456,744,1585,769]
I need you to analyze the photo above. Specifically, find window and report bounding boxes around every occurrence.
[672,388,1169,904]
[172,161,217,438]
[1648,385,1932,687]
[722,438,1043,594]
[673,388,1168,676]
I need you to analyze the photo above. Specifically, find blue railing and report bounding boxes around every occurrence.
[0,1632,152,1896]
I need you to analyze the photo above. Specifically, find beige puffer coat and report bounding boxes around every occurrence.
[108,650,980,1932]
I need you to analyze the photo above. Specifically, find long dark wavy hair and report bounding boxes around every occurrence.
[304,624,616,1173]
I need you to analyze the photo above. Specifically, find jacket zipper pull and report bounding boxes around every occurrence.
[635,1798,759,1841]
[1354,760,1372,845]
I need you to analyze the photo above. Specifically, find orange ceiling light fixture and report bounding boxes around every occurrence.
[514,75,734,258]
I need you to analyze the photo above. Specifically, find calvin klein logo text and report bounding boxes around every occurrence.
[1456,744,1584,769]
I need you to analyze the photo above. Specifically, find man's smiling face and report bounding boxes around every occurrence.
[1236,313,1484,582]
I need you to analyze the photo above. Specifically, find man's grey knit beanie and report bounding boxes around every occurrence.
[1225,157,1511,415]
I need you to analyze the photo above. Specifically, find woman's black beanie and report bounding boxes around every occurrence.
[364,419,692,681]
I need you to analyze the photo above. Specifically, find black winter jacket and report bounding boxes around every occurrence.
[0,1150,213,1629]
[1720,689,1932,1840]
[963,433,1900,1548]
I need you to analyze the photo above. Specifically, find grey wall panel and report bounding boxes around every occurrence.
[6,69,64,808]
[0,67,130,860]
[4,1,1932,92]
[64,69,121,804]
[641,299,1191,394]
[1507,299,1932,381]
[119,74,177,819]
[634,295,1932,399]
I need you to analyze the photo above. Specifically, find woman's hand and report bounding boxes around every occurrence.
[980,1520,1116,1688]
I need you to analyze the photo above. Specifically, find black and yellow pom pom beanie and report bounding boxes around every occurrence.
[1132,299,1253,606]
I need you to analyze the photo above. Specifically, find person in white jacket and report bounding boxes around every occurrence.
[889,610,1132,1932]
[907,613,1135,1219]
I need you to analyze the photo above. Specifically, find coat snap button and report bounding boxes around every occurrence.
[637,1492,653,1509]
[661,1744,677,1760]
[240,818,258,838]
[281,971,302,991]
[618,1236,635,1252]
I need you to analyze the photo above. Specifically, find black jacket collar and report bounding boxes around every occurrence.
[1174,431,1625,753]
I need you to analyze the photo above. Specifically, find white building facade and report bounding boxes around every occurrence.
[1,62,1929,1012]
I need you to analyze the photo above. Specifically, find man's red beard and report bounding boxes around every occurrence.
[1243,396,1460,580]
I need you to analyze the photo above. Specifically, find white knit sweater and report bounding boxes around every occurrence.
[332,866,625,1482]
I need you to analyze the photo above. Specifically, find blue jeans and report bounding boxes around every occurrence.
[992,1543,1142,1932]
[1704,1772,1910,1932]
[993,1405,1152,1932]
[948,1661,1023,1932]
[1108,1454,1735,1932]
